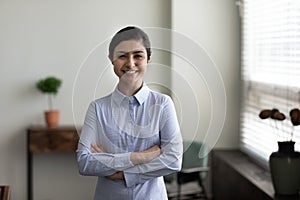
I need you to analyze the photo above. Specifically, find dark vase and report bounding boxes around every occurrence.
[269,141,300,195]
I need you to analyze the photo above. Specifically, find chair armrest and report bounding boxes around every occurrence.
[180,167,210,173]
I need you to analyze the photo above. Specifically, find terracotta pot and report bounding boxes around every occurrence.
[44,110,59,128]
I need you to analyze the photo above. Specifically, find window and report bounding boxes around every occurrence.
[240,0,300,168]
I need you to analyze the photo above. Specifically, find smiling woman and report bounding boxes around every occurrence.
[76,26,183,200]
[111,39,149,94]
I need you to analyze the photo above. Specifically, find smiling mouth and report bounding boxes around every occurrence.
[122,70,139,74]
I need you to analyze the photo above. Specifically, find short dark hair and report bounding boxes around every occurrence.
[108,26,152,61]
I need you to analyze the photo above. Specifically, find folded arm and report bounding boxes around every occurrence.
[89,144,161,180]
[116,97,183,187]
[123,96,183,187]
[77,102,162,177]
[77,97,183,186]
[77,102,133,177]
[123,130,182,187]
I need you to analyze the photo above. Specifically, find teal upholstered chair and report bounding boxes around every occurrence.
[164,141,209,199]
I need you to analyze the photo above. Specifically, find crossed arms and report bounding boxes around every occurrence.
[90,144,161,180]
[77,100,183,187]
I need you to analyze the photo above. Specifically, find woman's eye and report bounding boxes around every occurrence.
[135,55,143,59]
[118,55,126,59]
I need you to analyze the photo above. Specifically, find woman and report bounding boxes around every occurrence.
[77,26,183,200]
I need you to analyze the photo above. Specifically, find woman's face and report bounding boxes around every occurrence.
[112,39,149,84]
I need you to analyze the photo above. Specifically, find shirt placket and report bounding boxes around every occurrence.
[129,97,136,122]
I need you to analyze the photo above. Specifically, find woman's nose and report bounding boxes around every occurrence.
[126,56,135,68]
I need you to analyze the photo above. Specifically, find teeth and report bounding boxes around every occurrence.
[125,70,136,74]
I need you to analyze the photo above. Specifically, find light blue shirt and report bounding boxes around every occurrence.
[77,84,183,200]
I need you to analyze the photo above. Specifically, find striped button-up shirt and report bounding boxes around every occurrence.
[77,84,183,200]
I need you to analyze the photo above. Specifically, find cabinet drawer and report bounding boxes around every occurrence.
[29,129,79,153]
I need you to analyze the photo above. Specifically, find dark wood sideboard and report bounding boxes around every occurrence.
[27,126,79,200]
[212,150,300,200]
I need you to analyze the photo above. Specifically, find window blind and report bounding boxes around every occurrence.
[240,0,300,168]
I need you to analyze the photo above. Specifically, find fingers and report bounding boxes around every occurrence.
[142,145,160,153]
[105,171,124,180]
[130,145,162,165]
[150,145,161,152]
[91,144,106,153]
[144,145,161,161]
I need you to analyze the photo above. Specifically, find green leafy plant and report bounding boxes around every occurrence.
[36,76,62,110]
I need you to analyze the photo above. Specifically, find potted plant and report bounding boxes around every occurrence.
[259,108,300,196]
[36,76,62,128]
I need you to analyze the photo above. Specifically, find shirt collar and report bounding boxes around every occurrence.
[112,83,150,106]
[134,83,150,105]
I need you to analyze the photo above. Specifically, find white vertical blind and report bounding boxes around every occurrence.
[240,0,300,167]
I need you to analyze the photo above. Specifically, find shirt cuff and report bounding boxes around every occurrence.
[114,152,134,169]
[123,172,140,188]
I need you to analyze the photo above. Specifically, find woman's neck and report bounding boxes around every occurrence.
[118,80,143,96]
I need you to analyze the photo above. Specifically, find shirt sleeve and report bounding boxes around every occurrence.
[77,101,134,177]
[123,96,183,187]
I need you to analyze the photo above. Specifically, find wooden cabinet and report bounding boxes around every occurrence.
[28,126,79,153]
[27,126,79,200]
[212,150,300,200]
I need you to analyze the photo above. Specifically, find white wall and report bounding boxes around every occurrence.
[0,0,240,199]
[172,0,241,150]
[0,0,171,199]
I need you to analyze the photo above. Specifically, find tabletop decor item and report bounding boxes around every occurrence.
[259,108,300,196]
[36,76,62,128]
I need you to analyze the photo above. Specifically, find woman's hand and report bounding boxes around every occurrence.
[105,171,124,180]
[130,145,161,165]
[90,144,125,180]
[91,144,106,153]
[91,144,161,165]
